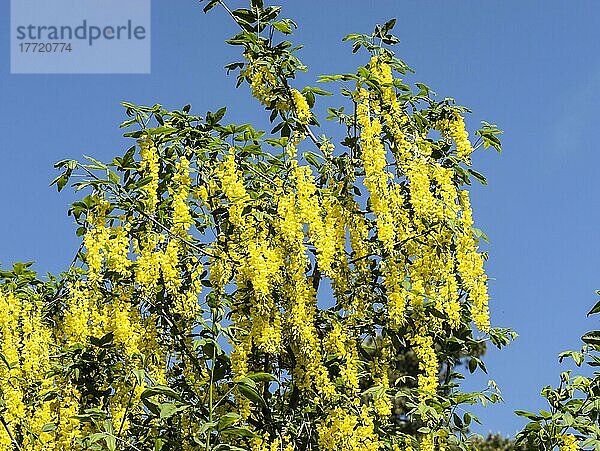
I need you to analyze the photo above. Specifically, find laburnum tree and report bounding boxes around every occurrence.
[0,1,527,450]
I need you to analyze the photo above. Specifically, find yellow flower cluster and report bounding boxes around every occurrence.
[220,150,284,351]
[381,258,408,328]
[139,140,160,212]
[0,289,85,451]
[350,58,491,439]
[317,407,381,451]
[243,229,283,354]
[250,435,294,451]
[343,200,373,317]
[559,434,579,451]
[411,334,439,399]
[457,190,490,333]
[437,112,473,162]
[135,233,162,294]
[170,156,193,237]
[370,56,411,164]
[83,204,110,283]
[324,321,360,393]
[355,85,398,251]
[406,157,440,224]
[292,161,346,281]
[217,149,249,227]
[291,88,312,124]
[372,342,393,418]
[241,62,280,108]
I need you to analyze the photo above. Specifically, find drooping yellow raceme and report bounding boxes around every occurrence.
[217,148,250,227]
[241,226,284,354]
[106,224,132,278]
[342,198,376,320]
[317,406,382,451]
[241,62,282,109]
[370,56,412,165]
[410,333,439,400]
[291,89,312,124]
[436,112,473,162]
[355,85,396,250]
[381,257,409,328]
[139,140,160,212]
[135,233,162,295]
[292,161,347,280]
[324,321,360,393]
[171,156,193,237]
[456,190,490,332]
[372,340,393,418]
[83,205,110,284]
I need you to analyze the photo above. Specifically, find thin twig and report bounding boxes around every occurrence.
[117,377,138,437]
[218,1,243,30]
[240,160,280,189]
[0,415,21,450]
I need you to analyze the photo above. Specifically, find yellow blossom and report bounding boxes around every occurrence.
[291,89,311,124]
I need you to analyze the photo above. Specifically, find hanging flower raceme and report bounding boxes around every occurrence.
[369,56,412,165]
[241,61,283,109]
[436,112,473,162]
[170,156,193,237]
[83,202,111,284]
[291,89,312,124]
[317,406,382,451]
[456,190,490,332]
[410,333,439,400]
[139,139,160,212]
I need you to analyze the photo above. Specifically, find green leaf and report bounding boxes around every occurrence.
[515,410,542,420]
[132,369,146,386]
[471,227,489,243]
[159,402,189,420]
[587,299,600,316]
[381,18,397,35]
[476,121,503,153]
[90,332,114,348]
[217,412,241,430]
[304,86,333,96]
[237,383,266,408]
[220,426,258,438]
[467,168,487,185]
[41,423,57,432]
[50,173,69,192]
[272,20,292,35]
[247,372,277,383]
[582,331,600,347]
[141,385,184,402]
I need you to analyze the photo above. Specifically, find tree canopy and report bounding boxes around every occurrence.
[1,2,598,451]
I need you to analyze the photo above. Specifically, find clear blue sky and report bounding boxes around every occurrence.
[2,0,600,438]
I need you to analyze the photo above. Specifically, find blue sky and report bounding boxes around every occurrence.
[2,0,600,438]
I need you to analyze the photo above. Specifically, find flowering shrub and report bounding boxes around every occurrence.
[516,298,600,450]
[0,1,514,450]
